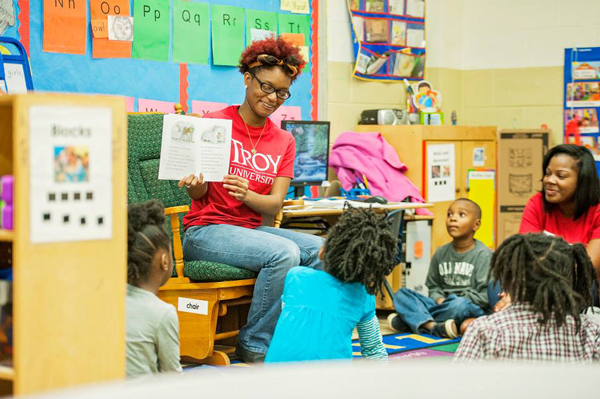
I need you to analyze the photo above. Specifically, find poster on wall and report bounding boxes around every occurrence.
[29,106,113,243]
[426,143,455,202]
[564,48,600,166]
[347,0,426,82]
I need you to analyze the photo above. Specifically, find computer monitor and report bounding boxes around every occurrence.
[281,120,331,197]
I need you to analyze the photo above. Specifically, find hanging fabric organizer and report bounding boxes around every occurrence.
[347,0,426,82]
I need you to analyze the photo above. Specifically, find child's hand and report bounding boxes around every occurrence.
[178,173,205,189]
[436,297,446,305]
[493,292,512,312]
[223,175,249,201]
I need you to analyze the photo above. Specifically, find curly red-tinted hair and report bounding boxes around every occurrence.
[239,36,306,81]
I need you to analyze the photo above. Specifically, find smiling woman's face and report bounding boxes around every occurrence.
[243,67,291,120]
[543,153,579,205]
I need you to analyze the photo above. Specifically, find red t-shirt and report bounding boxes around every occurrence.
[183,106,296,229]
[518,192,600,245]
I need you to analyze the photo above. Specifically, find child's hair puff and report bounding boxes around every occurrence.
[128,200,170,286]
[324,206,398,296]
[238,36,306,80]
[491,233,598,329]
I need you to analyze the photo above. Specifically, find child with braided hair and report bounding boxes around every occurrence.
[455,233,600,362]
[126,200,182,377]
[265,206,398,362]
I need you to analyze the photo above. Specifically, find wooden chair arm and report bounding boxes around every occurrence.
[164,205,190,279]
[165,205,190,215]
[273,199,304,228]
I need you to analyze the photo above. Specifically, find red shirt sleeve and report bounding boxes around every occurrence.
[590,206,600,241]
[519,193,544,234]
[277,133,296,179]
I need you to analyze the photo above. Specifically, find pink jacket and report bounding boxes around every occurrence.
[329,132,432,215]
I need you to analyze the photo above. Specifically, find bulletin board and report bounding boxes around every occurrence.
[347,0,425,82]
[7,0,319,120]
[564,47,600,172]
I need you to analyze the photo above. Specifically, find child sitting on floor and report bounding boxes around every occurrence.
[126,200,182,377]
[454,233,600,362]
[265,207,398,362]
[388,198,492,338]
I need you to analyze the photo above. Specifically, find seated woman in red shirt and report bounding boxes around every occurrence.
[494,144,600,311]
[178,37,324,363]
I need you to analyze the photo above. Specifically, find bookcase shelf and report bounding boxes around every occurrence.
[0,231,12,242]
[0,366,14,381]
[0,93,127,395]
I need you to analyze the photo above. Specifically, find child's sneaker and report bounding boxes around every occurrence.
[387,313,410,333]
[430,319,458,339]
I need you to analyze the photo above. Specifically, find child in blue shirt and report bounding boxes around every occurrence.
[266,206,398,362]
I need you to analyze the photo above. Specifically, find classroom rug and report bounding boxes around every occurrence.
[184,333,462,370]
[352,333,461,358]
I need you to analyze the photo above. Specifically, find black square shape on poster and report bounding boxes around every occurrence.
[86,192,93,200]
[43,213,51,221]
[97,216,104,225]
[61,193,69,201]
[48,193,56,202]
[80,217,86,226]
[74,192,81,201]
[63,215,70,223]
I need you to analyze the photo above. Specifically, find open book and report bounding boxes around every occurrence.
[158,114,232,182]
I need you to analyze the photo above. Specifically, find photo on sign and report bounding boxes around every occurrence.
[566,135,600,160]
[54,146,89,183]
[431,165,440,178]
[473,147,485,166]
[442,165,450,177]
[566,82,600,106]
[108,16,134,42]
[564,108,599,134]
[572,61,600,80]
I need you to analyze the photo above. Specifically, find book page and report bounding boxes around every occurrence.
[158,114,232,182]
[196,118,232,181]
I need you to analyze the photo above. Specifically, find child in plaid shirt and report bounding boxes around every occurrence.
[455,233,600,362]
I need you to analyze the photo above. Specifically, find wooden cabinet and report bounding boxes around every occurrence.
[0,94,127,395]
[355,125,497,252]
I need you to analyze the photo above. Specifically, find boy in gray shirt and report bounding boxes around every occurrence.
[388,198,492,338]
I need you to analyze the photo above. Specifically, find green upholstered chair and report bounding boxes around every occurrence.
[127,113,256,365]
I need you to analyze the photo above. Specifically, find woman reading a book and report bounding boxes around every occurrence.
[178,37,324,364]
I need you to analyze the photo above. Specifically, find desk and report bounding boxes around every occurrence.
[278,201,434,310]
[279,201,433,227]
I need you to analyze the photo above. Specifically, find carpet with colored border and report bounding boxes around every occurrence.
[352,333,461,359]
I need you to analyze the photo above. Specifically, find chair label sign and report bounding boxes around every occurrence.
[178,297,208,315]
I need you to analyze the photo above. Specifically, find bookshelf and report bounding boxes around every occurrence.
[0,93,127,395]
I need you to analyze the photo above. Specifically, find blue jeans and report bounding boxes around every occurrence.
[183,224,324,355]
[393,288,485,333]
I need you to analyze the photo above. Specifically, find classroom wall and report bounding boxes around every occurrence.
[326,0,406,146]
[326,0,600,147]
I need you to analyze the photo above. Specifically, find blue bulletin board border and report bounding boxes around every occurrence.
[17,0,318,120]
[564,47,600,176]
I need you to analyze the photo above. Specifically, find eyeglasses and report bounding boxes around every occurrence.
[250,72,291,100]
